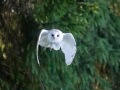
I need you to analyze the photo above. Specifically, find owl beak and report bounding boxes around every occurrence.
[53,37,56,40]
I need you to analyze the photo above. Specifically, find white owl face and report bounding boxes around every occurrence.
[47,29,63,43]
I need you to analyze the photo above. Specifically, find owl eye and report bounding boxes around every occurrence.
[57,35,59,37]
[51,34,54,37]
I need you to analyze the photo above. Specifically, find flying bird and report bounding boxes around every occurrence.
[36,29,76,65]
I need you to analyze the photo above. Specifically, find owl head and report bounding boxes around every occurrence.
[47,29,63,43]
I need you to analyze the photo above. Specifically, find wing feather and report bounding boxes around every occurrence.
[60,33,76,65]
[36,29,49,65]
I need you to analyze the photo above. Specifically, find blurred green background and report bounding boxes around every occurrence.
[0,0,120,90]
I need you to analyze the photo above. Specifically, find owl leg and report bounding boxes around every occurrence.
[40,48,46,54]
[43,47,47,51]
[49,44,53,51]
[50,48,53,51]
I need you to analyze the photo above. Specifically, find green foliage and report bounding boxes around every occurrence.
[1,0,120,90]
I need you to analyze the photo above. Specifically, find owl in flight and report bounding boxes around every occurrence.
[36,29,76,65]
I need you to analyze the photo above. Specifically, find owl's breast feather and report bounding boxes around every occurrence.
[50,43,60,50]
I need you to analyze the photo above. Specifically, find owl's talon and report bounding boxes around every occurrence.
[43,48,46,51]
[50,48,52,51]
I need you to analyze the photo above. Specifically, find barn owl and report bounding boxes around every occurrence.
[36,29,76,65]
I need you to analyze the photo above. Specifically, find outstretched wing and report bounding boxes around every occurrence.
[60,33,76,65]
[36,29,49,65]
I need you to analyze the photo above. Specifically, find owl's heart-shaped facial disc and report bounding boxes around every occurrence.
[48,29,63,43]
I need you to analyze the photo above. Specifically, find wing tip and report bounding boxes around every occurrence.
[65,59,73,66]
[37,58,40,66]
[66,62,72,66]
